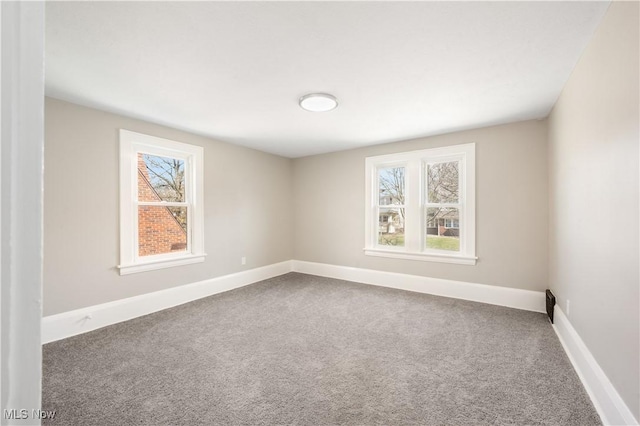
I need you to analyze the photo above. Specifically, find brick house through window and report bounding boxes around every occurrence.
[137,153,187,256]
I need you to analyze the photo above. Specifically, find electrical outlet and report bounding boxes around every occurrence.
[566,300,571,317]
[241,257,246,265]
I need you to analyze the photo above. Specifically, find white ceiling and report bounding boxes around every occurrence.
[45,1,610,158]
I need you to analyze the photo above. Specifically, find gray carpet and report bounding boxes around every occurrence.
[43,273,601,425]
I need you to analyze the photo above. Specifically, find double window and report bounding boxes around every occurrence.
[119,130,205,274]
[364,143,476,265]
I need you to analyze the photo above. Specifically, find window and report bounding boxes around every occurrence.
[376,166,405,246]
[364,143,476,265]
[444,219,459,229]
[119,130,205,274]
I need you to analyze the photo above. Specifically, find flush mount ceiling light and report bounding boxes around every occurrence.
[299,93,338,112]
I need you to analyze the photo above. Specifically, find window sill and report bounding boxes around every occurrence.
[364,248,477,265]
[118,254,207,275]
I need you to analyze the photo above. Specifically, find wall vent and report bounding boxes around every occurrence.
[546,290,556,323]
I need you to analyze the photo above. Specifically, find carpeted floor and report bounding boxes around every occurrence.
[42,273,601,425]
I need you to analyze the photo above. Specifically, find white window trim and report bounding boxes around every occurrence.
[364,143,476,265]
[119,129,206,275]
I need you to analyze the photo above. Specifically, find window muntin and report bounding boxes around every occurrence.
[364,144,476,265]
[119,130,205,275]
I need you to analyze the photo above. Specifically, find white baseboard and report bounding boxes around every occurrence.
[552,307,638,426]
[42,260,292,344]
[291,260,546,313]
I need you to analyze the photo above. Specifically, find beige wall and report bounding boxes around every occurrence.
[548,1,639,420]
[44,98,293,316]
[293,119,548,292]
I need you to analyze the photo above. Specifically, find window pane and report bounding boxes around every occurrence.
[378,207,405,246]
[138,206,188,256]
[427,161,459,203]
[378,167,405,205]
[426,207,460,251]
[138,153,185,202]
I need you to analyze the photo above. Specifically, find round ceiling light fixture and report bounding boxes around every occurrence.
[299,93,338,112]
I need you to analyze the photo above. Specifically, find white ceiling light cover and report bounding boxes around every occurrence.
[299,93,338,112]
